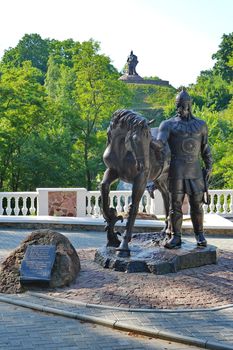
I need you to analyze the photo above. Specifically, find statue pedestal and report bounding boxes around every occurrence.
[119,73,144,82]
[94,233,217,275]
[118,74,170,86]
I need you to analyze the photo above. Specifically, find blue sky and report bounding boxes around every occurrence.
[1,0,232,87]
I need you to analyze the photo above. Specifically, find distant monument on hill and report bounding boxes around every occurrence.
[119,50,170,87]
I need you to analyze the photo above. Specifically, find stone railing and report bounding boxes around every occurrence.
[203,189,233,217]
[86,190,157,217]
[0,192,38,216]
[87,189,233,218]
[0,188,232,218]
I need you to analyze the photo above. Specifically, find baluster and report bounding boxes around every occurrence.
[14,196,20,215]
[123,194,129,213]
[93,195,100,217]
[222,194,228,214]
[5,196,11,215]
[91,195,95,216]
[209,193,215,214]
[116,195,121,213]
[117,195,123,213]
[229,193,233,215]
[0,196,3,215]
[30,195,36,215]
[216,194,221,214]
[21,197,27,215]
[86,195,92,216]
[109,194,114,208]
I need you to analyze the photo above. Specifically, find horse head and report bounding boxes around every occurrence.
[126,120,152,173]
[106,109,153,174]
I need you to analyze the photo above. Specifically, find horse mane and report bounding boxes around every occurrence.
[107,109,149,144]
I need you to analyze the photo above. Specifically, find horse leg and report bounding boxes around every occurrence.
[154,177,171,237]
[101,168,123,247]
[117,173,147,257]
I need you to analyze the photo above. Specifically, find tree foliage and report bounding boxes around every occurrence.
[2,34,51,74]
[212,32,233,82]
[0,32,233,191]
[0,36,133,191]
[189,31,233,189]
[0,61,47,190]
[189,70,232,111]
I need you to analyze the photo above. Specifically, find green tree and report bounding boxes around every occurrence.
[192,106,233,188]
[44,39,132,190]
[0,61,47,190]
[71,40,132,189]
[49,39,76,67]
[212,32,233,82]
[1,33,51,74]
[189,70,232,111]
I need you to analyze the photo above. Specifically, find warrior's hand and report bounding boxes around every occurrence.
[206,168,212,181]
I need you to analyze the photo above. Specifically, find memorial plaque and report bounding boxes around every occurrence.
[20,245,56,285]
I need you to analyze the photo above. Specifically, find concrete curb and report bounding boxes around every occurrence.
[28,291,233,313]
[1,295,233,350]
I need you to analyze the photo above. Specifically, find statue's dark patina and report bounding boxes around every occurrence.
[127,51,138,75]
[156,88,212,249]
[101,109,170,257]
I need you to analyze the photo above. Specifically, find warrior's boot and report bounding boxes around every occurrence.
[164,233,182,249]
[189,201,207,247]
[166,194,183,249]
[195,232,207,247]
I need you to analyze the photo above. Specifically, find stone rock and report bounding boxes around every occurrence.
[95,232,217,274]
[0,229,80,293]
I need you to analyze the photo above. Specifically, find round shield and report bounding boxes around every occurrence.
[182,138,198,154]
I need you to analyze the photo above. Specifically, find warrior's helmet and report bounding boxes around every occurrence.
[176,87,192,110]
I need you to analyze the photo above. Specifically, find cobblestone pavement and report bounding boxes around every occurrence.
[1,228,233,309]
[0,300,203,350]
[1,228,233,349]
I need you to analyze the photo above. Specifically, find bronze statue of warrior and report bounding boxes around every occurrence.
[127,50,138,75]
[155,88,212,249]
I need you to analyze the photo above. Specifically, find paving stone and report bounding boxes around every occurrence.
[1,228,233,349]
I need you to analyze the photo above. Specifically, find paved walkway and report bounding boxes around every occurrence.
[1,228,233,349]
[0,298,204,350]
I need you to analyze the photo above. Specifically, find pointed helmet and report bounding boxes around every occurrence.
[176,87,192,107]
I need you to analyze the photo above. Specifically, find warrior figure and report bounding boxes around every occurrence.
[155,88,212,249]
[127,50,138,75]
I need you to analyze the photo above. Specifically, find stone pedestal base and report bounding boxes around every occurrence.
[118,74,170,86]
[94,233,217,275]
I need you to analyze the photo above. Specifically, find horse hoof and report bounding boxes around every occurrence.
[116,248,130,257]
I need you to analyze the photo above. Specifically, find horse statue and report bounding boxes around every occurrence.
[101,109,170,257]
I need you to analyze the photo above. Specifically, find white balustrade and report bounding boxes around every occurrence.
[86,191,102,217]
[0,192,38,216]
[85,189,233,219]
[0,188,232,218]
[206,190,233,217]
[85,190,153,218]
